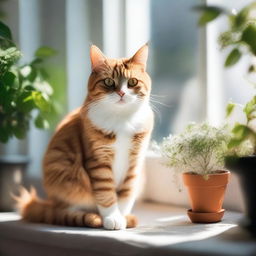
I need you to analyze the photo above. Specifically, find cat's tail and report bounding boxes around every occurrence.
[12,187,103,228]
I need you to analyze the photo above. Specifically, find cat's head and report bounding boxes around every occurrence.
[86,44,151,113]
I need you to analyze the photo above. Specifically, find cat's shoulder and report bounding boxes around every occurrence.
[55,107,82,132]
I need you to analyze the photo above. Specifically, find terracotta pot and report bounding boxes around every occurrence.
[182,170,230,223]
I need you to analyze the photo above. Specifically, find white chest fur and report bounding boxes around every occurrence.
[88,101,152,187]
[112,132,132,188]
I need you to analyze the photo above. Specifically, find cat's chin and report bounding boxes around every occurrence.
[115,101,136,109]
[116,99,126,105]
[115,98,137,107]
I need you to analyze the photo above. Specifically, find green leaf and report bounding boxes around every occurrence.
[0,87,18,112]
[34,114,49,129]
[17,91,36,113]
[0,126,9,143]
[32,91,51,112]
[244,96,256,119]
[241,24,256,55]
[0,21,12,41]
[225,48,241,67]
[233,6,249,29]
[38,68,49,79]
[228,138,244,149]
[193,5,227,14]
[0,47,21,73]
[13,126,27,139]
[199,10,220,26]
[30,58,43,65]
[2,71,16,85]
[24,85,36,91]
[232,124,251,140]
[35,46,57,58]
[27,67,37,82]
[228,124,254,149]
[193,6,226,26]
[248,65,256,73]
[33,80,53,95]
[226,102,235,117]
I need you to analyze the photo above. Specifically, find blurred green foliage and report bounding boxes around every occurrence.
[0,20,57,143]
[195,2,256,70]
[226,96,256,152]
[195,2,256,154]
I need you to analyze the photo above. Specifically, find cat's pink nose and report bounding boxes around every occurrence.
[117,90,125,97]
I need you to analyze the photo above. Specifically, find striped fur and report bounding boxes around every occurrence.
[15,44,153,230]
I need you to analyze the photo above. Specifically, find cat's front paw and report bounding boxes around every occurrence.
[103,213,126,230]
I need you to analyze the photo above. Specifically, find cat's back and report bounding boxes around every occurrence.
[44,107,83,163]
[55,107,82,133]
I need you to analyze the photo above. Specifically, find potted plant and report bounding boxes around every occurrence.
[0,21,56,211]
[195,2,256,235]
[225,98,256,235]
[160,123,231,223]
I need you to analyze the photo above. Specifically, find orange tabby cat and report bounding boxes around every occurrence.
[15,44,153,230]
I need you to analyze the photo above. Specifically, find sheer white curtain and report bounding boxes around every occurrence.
[19,0,49,178]
[66,0,91,111]
[103,0,149,58]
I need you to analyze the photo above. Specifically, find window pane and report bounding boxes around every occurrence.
[149,0,204,141]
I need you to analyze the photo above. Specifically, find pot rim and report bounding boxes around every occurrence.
[182,170,230,187]
[0,154,30,164]
[183,170,230,177]
[225,155,256,160]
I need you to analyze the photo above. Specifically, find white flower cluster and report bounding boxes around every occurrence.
[160,123,231,175]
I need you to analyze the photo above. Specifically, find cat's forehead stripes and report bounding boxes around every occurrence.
[112,62,132,79]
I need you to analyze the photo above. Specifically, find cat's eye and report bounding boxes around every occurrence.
[104,78,115,87]
[128,78,138,87]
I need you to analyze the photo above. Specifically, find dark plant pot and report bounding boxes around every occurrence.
[0,155,29,212]
[225,156,256,236]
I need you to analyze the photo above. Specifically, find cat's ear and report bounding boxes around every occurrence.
[130,43,149,71]
[90,45,107,72]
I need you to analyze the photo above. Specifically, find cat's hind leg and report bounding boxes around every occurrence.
[13,187,103,228]
[126,215,138,228]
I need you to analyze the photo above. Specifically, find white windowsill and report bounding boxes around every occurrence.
[0,202,254,256]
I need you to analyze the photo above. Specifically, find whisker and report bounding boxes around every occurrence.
[150,93,166,98]
[150,98,171,108]
[149,102,162,123]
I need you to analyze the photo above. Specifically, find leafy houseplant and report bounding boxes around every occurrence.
[0,22,57,142]
[0,21,56,211]
[160,123,230,223]
[195,2,256,234]
[225,97,256,235]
